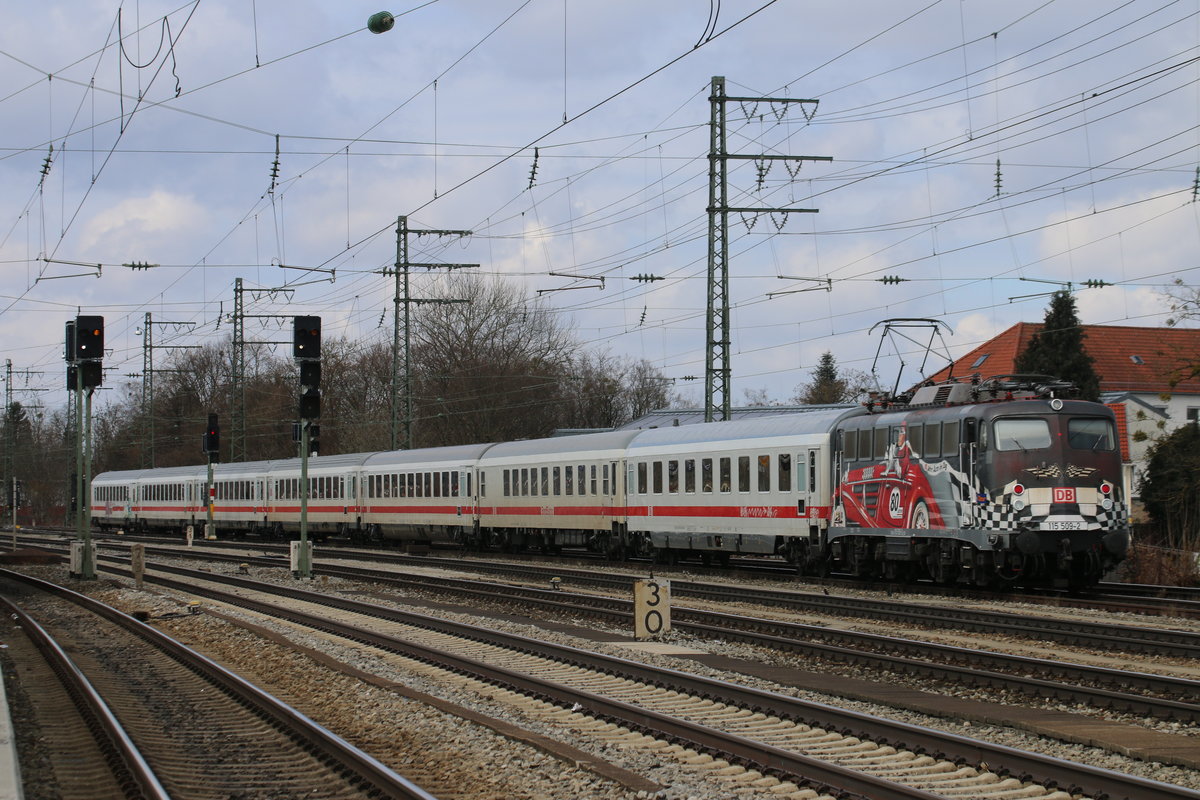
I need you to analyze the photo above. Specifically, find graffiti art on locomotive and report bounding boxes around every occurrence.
[827,378,1131,588]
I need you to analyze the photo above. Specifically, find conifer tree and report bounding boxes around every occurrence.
[1014,290,1101,401]
[796,351,849,405]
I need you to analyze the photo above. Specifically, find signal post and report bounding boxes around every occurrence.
[65,315,104,579]
[293,316,321,579]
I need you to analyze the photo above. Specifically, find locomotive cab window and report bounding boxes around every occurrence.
[993,418,1051,451]
[1068,418,1116,451]
[941,420,960,456]
[873,427,887,460]
[842,429,857,461]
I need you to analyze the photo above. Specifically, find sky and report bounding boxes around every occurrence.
[2,0,1198,418]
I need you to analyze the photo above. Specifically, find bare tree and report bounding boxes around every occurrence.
[410,275,576,446]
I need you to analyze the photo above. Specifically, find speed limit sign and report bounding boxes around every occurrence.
[633,578,671,640]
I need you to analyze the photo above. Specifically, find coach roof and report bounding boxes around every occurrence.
[481,430,641,460]
[627,407,862,451]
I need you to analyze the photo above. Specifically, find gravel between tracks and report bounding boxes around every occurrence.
[8,556,1200,798]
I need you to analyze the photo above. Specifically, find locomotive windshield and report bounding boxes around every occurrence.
[1067,417,1116,451]
[993,418,1051,451]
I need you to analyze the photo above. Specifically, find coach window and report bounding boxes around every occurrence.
[667,460,678,493]
[602,464,610,495]
[590,464,598,495]
[425,473,433,498]
[796,455,807,494]
[578,464,587,495]
[479,471,487,497]
[551,466,560,495]
[519,468,527,496]
[702,458,713,492]
[757,455,770,492]
[431,473,440,498]
[719,457,731,492]
[843,429,857,461]
[451,472,460,497]
[540,466,549,496]
[634,462,645,494]
[808,450,817,492]
[651,461,663,494]
[778,453,791,492]
[563,465,573,496]
[737,456,750,492]
[942,420,961,456]
[684,459,696,493]
[503,469,511,497]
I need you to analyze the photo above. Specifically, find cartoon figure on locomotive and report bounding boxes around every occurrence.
[827,381,1130,588]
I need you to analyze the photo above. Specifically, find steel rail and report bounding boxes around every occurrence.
[98,560,1200,800]
[133,552,1200,721]
[1,569,439,800]
[304,560,1200,717]
[0,594,172,800]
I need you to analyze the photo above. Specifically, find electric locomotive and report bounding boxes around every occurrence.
[826,376,1130,588]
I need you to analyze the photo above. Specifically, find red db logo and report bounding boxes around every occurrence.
[1053,487,1076,503]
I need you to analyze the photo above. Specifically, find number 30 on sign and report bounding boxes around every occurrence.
[633,578,671,640]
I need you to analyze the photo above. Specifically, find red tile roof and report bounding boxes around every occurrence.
[1107,402,1130,462]
[929,323,1200,394]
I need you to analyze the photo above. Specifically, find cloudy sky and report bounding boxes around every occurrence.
[2,0,1198,415]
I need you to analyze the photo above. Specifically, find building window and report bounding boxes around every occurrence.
[970,354,989,369]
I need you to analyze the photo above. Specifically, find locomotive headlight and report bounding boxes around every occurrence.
[1012,498,1026,511]
[1101,498,1113,510]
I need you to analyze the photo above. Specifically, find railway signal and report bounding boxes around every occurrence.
[203,413,220,460]
[291,315,321,579]
[293,316,321,359]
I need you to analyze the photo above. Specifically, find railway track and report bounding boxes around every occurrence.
[241,556,1200,724]
[131,536,1200,657]
[33,551,1199,800]
[14,536,1200,720]
[0,569,437,800]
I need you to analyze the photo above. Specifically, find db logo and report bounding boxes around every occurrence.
[1053,487,1076,503]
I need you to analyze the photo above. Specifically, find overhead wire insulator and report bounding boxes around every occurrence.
[268,134,281,194]
[39,143,54,186]
[1083,279,1111,288]
[630,274,664,283]
[878,275,908,285]
[367,11,395,33]
[527,147,539,190]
